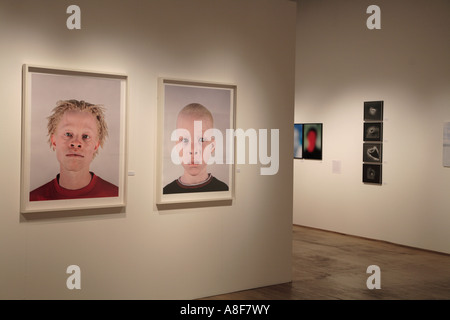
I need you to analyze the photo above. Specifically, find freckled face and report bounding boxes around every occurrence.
[50,110,100,174]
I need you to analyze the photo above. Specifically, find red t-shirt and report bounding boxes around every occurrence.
[30,173,118,201]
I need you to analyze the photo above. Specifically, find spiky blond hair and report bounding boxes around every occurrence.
[47,100,108,156]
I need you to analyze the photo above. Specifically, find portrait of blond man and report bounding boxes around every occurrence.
[30,99,118,201]
[26,71,123,203]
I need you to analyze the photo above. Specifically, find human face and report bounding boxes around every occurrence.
[176,114,215,178]
[50,110,100,174]
[306,130,317,152]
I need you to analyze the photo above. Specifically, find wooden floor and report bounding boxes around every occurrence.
[203,225,450,300]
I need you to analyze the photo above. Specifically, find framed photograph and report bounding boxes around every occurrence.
[443,122,450,167]
[156,78,236,205]
[364,101,384,121]
[363,122,383,142]
[362,163,382,184]
[302,123,323,160]
[21,65,127,213]
[363,143,382,163]
[293,123,303,159]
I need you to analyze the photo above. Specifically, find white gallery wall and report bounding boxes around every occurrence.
[0,0,296,299]
[294,0,450,254]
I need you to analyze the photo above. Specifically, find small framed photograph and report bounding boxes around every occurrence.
[363,122,383,142]
[362,163,382,184]
[302,123,323,160]
[293,123,303,159]
[21,65,127,213]
[363,143,382,163]
[443,122,450,167]
[156,78,236,205]
[364,101,384,121]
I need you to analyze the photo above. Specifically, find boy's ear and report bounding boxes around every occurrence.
[50,135,56,150]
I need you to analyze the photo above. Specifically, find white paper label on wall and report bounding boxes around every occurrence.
[332,160,342,174]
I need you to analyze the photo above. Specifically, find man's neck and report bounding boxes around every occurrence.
[180,171,209,185]
[58,170,92,190]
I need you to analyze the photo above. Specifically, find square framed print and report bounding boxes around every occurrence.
[294,123,303,159]
[302,123,323,160]
[364,101,384,121]
[156,78,236,205]
[362,163,382,184]
[363,142,382,163]
[21,65,127,213]
[363,122,383,142]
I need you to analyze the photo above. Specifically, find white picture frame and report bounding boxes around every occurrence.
[156,78,236,206]
[21,64,128,213]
